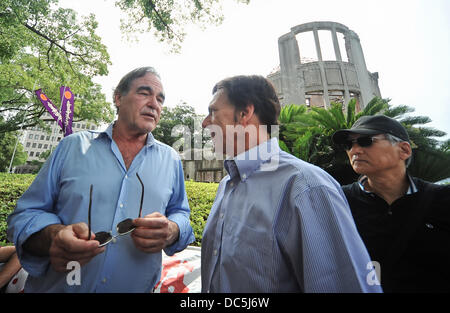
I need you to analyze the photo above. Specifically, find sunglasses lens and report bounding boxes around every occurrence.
[117,218,135,235]
[357,137,373,147]
[343,137,374,150]
[343,141,353,150]
[94,231,112,247]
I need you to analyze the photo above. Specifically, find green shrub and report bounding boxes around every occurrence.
[0,173,36,246]
[185,180,218,246]
[0,174,218,247]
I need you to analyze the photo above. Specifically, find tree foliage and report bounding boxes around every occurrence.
[279,98,450,184]
[0,128,27,172]
[115,0,250,52]
[1,0,251,134]
[0,0,114,134]
[152,103,204,149]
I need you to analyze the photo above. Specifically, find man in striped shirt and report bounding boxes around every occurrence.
[200,75,382,293]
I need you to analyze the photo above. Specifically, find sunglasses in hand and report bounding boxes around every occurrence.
[88,173,144,247]
[343,135,385,151]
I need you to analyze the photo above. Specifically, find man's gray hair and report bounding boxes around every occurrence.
[384,133,413,167]
[113,67,161,110]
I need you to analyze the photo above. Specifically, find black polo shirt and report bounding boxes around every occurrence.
[343,177,450,292]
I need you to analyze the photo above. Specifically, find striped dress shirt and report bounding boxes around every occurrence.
[201,138,382,293]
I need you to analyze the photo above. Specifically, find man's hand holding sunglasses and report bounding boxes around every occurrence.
[22,222,106,273]
[130,212,180,254]
[50,223,106,272]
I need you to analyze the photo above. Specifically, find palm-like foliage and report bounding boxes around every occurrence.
[279,97,450,184]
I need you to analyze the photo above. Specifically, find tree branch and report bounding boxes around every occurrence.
[148,0,182,41]
[46,42,57,76]
[63,27,82,41]
[23,22,85,58]
[0,105,29,113]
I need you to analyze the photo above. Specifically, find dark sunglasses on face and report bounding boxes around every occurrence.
[88,173,145,247]
[343,135,385,151]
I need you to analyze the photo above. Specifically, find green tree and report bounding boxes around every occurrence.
[152,103,203,151]
[279,98,450,184]
[0,129,28,172]
[116,0,250,52]
[383,104,450,181]
[0,0,114,134]
[278,103,308,153]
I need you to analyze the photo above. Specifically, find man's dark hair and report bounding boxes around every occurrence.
[212,75,281,134]
[113,67,160,112]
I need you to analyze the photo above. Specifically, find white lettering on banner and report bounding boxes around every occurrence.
[366,261,381,286]
[66,261,81,286]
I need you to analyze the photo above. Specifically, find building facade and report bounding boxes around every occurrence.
[268,21,381,110]
[14,112,98,173]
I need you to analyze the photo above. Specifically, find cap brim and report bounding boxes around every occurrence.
[332,129,381,144]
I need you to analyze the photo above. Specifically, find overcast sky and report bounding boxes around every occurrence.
[59,0,450,140]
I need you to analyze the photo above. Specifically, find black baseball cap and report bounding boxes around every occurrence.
[332,115,410,144]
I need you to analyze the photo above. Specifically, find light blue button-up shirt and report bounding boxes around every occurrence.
[201,137,382,293]
[7,123,195,292]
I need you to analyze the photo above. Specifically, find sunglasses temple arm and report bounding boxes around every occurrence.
[136,173,144,218]
[88,184,93,241]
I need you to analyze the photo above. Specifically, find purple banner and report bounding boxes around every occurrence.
[35,89,64,130]
[60,86,74,137]
[35,86,75,137]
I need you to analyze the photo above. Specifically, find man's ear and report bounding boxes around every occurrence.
[398,141,412,161]
[114,92,121,108]
[239,104,255,126]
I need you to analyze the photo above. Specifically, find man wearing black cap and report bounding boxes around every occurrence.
[332,114,450,292]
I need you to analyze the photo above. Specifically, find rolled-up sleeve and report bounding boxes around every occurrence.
[7,143,64,277]
[164,159,195,256]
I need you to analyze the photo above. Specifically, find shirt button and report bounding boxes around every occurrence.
[213,249,218,256]
[220,213,224,219]
[112,237,117,243]
[242,174,247,179]
[425,223,434,229]
[125,175,128,179]
[120,203,123,208]
[102,278,107,283]
[230,182,234,187]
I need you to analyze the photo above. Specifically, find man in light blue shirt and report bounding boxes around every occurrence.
[200,75,382,293]
[7,67,195,292]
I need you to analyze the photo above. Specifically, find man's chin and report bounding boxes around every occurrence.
[352,166,371,176]
[141,121,157,133]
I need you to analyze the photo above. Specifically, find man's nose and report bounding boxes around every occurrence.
[347,142,363,154]
[202,116,210,129]
[145,95,161,111]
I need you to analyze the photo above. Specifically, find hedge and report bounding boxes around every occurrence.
[0,173,218,247]
[0,173,36,246]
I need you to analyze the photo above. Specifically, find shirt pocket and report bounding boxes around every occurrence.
[221,217,274,291]
[231,222,272,254]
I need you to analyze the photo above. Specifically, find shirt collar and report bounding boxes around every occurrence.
[224,137,280,182]
[103,122,156,147]
[358,174,418,195]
